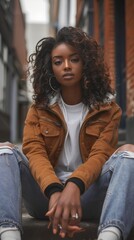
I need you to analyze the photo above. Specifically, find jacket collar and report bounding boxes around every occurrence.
[48,91,116,107]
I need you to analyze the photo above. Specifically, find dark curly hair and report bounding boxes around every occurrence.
[28,26,114,108]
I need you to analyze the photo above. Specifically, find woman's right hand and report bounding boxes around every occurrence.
[46,182,83,238]
[46,196,84,238]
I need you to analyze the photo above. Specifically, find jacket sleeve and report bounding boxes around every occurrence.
[68,102,122,190]
[22,105,63,193]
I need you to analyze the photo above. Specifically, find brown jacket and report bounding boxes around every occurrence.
[22,99,122,193]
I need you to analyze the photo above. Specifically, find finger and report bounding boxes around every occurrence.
[59,228,66,238]
[57,224,84,236]
[46,207,54,215]
[70,208,77,219]
[70,208,81,225]
[45,207,56,218]
[67,225,83,231]
[70,212,79,222]
[52,207,63,235]
[77,206,82,220]
[59,208,70,238]
[67,226,85,237]
[46,200,58,217]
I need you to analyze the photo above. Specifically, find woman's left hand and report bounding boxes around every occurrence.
[46,182,82,238]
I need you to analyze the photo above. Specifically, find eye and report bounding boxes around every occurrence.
[71,57,80,63]
[53,60,62,65]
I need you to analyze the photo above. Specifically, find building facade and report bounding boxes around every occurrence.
[49,0,77,36]
[77,0,134,143]
[0,0,28,142]
[49,0,134,144]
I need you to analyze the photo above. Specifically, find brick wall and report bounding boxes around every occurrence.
[94,0,116,89]
[104,0,115,88]
[125,0,134,143]
[76,0,134,141]
[125,0,134,117]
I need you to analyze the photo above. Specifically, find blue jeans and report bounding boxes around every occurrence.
[0,147,134,239]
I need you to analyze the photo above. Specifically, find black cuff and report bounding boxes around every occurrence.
[65,177,85,195]
[44,183,64,199]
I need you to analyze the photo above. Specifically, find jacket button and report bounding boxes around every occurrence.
[45,130,48,134]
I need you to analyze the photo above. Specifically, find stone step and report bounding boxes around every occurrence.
[22,213,98,240]
[22,212,134,240]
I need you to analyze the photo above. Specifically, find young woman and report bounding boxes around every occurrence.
[0,27,134,240]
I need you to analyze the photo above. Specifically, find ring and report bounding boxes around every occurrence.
[58,224,62,230]
[72,213,79,219]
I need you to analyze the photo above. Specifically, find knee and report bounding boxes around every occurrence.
[118,152,134,173]
[0,141,15,148]
[116,144,134,153]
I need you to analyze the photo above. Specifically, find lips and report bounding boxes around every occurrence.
[62,73,74,79]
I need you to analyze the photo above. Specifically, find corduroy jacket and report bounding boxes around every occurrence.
[22,97,122,195]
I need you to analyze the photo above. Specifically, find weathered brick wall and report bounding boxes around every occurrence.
[93,0,116,89]
[104,0,115,89]
[125,0,134,117]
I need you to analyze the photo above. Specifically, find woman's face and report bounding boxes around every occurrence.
[51,43,83,89]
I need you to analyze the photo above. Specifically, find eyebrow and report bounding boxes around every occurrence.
[52,53,79,60]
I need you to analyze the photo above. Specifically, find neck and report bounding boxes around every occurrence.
[61,86,82,105]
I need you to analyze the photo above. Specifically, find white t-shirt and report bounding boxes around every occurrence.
[54,97,88,183]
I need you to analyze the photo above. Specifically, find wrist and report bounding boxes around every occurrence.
[44,183,63,199]
[65,181,81,194]
[65,177,85,195]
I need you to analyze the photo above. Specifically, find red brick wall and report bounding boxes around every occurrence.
[93,0,116,89]
[104,0,115,89]
[94,0,99,42]
[125,0,134,117]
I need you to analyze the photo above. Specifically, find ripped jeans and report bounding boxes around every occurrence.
[0,147,134,239]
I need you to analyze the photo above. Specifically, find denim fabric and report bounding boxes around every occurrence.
[0,148,134,239]
[0,149,22,231]
[98,151,134,239]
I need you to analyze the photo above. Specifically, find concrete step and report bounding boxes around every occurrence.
[22,212,134,240]
[22,212,98,240]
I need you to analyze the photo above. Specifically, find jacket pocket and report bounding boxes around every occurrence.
[85,120,107,136]
[84,120,107,151]
[41,126,60,137]
[86,125,100,137]
[39,120,61,155]
[39,118,60,137]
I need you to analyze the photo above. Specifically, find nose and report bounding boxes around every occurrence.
[64,59,71,70]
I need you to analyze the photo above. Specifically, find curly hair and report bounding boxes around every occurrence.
[28,26,114,108]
